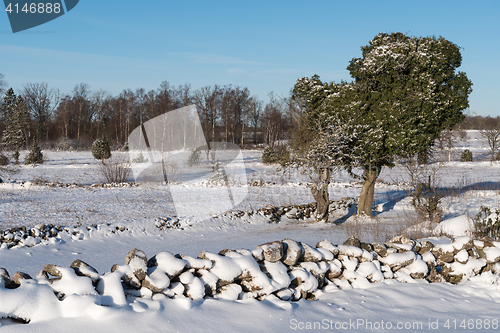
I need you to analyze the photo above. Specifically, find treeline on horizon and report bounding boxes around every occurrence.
[0,79,294,151]
[0,76,497,151]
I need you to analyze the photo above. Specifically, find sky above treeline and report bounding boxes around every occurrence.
[1,0,499,116]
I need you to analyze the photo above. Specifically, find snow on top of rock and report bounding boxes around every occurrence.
[300,262,328,276]
[179,271,195,285]
[49,267,97,298]
[180,254,212,270]
[342,269,361,282]
[447,258,487,278]
[337,245,364,258]
[421,251,436,265]
[316,239,339,255]
[455,249,469,263]
[96,271,127,307]
[282,239,304,266]
[432,243,455,253]
[361,249,374,262]
[350,276,373,289]
[144,266,170,292]
[433,215,474,238]
[474,240,484,248]
[199,252,242,283]
[453,236,473,249]
[483,247,500,263]
[251,247,264,261]
[265,261,290,291]
[0,279,61,323]
[339,255,358,271]
[385,242,412,252]
[301,242,324,262]
[216,284,242,301]
[316,248,334,261]
[356,262,380,278]
[197,269,218,293]
[258,241,283,262]
[332,278,352,290]
[400,259,429,276]
[467,271,500,286]
[167,281,185,298]
[289,267,318,294]
[152,251,188,278]
[394,271,418,284]
[185,276,205,300]
[224,251,273,293]
[380,251,416,267]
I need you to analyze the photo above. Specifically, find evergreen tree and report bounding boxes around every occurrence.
[2,96,28,164]
[1,88,16,122]
[25,142,43,164]
[92,137,111,164]
[293,32,472,217]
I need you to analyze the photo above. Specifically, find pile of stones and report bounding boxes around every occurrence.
[0,199,354,249]
[255,197,354,223]
[2,235,500,315]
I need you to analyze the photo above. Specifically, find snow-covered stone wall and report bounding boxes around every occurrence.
[2,235,500,324]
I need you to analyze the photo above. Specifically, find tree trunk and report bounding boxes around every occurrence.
[357,168,378,216]
[311,168,331,222]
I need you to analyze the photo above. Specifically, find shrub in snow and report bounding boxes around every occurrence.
[473,206,500,241]
[461,149,473,162]
[98,155,131,183]
[405,162,444,223]
[186,146,202,167]
[131,152,148,163]
[207,161,229,186]
[25,142,43,165]
[261,145,289,164]
[92,137,111,163]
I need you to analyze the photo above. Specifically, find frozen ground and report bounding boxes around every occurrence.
[2,130,500,332]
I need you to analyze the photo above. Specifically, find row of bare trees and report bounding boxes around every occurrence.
[1,79,294,149]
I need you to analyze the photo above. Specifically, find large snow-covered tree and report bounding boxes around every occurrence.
[293,32,472,217]
[283,115,357,221]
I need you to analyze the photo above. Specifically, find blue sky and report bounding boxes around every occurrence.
[1,0,499,116]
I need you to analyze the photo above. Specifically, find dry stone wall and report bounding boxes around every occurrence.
[2,235,500,323]
[0,198,354,248]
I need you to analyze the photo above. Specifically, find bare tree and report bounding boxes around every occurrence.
[22,82,59,142]
[194,85,221,145]
[55,95,73,139]
[438,128,456,162]
[91,89,110,138]
[248,96,262,145]
[230,86,250,146]
[480,128,500,162]
[176,83,192,107]
[71,83,90,142]
[263,93,285,147]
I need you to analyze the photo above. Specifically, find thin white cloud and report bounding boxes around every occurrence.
[167,52,269,66]
[0,44,161,70]
[227,68,247,75]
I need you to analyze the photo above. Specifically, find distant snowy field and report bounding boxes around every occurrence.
[2,130,500,332]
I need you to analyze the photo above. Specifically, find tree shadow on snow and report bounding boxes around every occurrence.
[331,203,357,224]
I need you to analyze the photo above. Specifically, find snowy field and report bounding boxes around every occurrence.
[2,130,500,332]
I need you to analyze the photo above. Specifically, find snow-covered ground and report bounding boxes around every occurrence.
[2,130,500,332]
